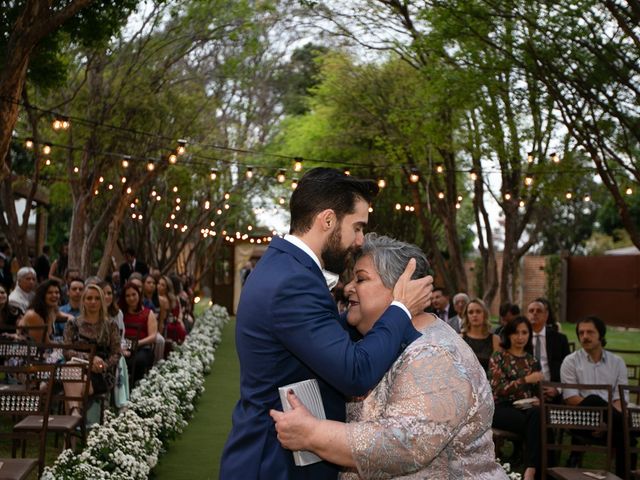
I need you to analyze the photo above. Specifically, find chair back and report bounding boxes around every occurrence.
[0,364,55,476]
[540,381,614,479]
[619,385,640,480]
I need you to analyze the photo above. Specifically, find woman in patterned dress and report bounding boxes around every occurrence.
[270,233,505,479]
[488,316,543,480]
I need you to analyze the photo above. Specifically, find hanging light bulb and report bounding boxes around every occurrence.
[519,200,526,208]
[146,160,155,171]
[469,170,478,181]
[42,143,52,155]
[291,178,298,190]
[210,168,218,181]
[73,166,79,174]
[245,167,254,179]
[276,169,286,183]
[395,203,402,210]
[173,186,179,193]
[44,159,51,166]
[176,139,187,155]
[108,183,114,190]
[278,197,286,205]
[457,195,463,202]
[293,157,303,172]
[168,153,178,164]
[121,156,130,168]
[224,192,230,200]
[504,192,512,200]
[409,168,420,183]
[565,191,573,200]
[368,206,373,213]
[524,175,534,186]
[551,152,560,163]
[527,151,534,163]
[121,176,127,184]
[25,138,34,149]
[377,178,386,189]
[583,193,591,202]
[435,164,444,174]
[52,116,70,131]
[438,191,445,200]
[343,168,351,176]
[626,187,633,195]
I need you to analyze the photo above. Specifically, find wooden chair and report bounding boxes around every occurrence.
[123,322,146,385]
[620,385,640,480]
[540,381,622,480]
[14,344,94,450]
[0,364,55,479]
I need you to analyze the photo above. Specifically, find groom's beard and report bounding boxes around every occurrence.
[321,226,353,274]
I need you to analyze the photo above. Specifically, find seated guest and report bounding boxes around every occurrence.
[270,233,505,478]
[489,316,543,480]
[494,302,520,336]
[120,282,158,385]
[460,298,501,372]
[447,292,469,333]
[561,315,633,477]
[429,286,454,324]
[0,285,9,325]
[142,274,158,312]
[19,279,72,344]
[526,299,570,400]
[63,284,121,415]
[8,267,37,317]
[57,277,84,338]
[157,275,186,346]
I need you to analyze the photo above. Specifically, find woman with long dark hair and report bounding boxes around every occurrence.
[19,279,70,343]
[120,281,157,385]
[488,316,543,480]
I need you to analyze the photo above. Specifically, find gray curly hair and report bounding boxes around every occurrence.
[357,233,430,289]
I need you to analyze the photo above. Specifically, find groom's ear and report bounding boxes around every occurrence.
[316,209,336,232]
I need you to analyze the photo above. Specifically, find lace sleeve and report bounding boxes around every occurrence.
[345,346,473,479]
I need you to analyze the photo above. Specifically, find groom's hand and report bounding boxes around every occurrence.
[392,258,434,317]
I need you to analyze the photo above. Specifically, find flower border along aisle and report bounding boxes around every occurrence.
[42,304,230,480]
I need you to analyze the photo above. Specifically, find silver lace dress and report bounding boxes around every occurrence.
[341,319,507,479]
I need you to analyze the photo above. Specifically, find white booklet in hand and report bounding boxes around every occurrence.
[278,378,326,467]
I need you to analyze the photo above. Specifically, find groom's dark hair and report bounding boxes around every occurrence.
[289,168,379,235]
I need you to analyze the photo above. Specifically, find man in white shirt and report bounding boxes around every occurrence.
[8,267,37,317]
[561,315,633,476]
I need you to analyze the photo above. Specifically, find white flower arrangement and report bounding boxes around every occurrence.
[498,459,523,480]
[42,304,229,479]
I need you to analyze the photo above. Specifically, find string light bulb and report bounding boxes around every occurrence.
[146,160,155,171]
[527,152,534,163]
[626,187,633,195]
[173,186,179,193]
[377,178,386,189]
[519,200,526,208]
[121,156,130,168]
[44,159,51,166]
[246,167,254,179]
[25,138,34,149]
[168,153,178,164]
[435,164,444,174]
[583,193,591,202]
[121,176,127,184]
[409,168,420,183]
[42,143,52,155]
[276,169,286,183]
[293,158,303,172]
[210,168,218,181]
[551,152,560,163]
[504,192,512,200]
[343,168,351,176]
[291,178,298,190]
[224,192,230,200]
[524,175,534,186]
[52,116,70,131]
[565,191,573,199]
[437,191,445,200]
[176,139,187,155]
[469,170,478,181]
[395,203,401,210]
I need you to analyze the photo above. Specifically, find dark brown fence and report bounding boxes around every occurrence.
[565,255,640,328]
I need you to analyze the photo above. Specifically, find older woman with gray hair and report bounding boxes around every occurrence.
[271,233,504,479]
[8,267,37,316]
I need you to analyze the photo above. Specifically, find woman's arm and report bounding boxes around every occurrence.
[139,310,158,346]
[271,392,355,467]
[272,347,473,478]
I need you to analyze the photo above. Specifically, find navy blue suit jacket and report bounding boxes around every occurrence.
[220,237,420,480]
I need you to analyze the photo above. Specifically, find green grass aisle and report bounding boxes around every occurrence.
[152,316,239,480]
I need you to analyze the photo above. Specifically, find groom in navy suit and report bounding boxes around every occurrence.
[220,168,433,480]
